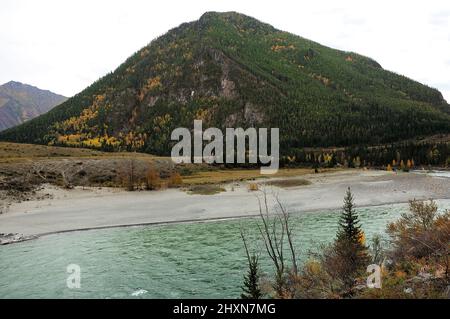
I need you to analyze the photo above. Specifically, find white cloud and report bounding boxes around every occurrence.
[0,0,449,102]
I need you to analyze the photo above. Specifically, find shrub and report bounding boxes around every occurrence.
[168,172,183,188]
[387,200,450,277]
[119,159,138,191]
[145,166,161,190]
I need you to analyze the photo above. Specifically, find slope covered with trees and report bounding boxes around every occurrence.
[1,12,449,157]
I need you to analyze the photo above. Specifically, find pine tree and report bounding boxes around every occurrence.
[335,187,370,294]
[337,188,364,245]
[241,254,262,299]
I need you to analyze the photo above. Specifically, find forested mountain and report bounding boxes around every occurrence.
[1,12,449,156]
[0,81,67,131]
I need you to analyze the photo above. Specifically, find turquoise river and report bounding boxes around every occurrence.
[1,200,449,298]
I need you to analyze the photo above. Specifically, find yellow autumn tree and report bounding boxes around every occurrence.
[407,159,412,170]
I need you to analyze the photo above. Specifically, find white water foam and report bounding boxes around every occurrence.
[131,289,148,297]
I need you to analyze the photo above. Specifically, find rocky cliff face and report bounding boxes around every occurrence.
[0,81,67,131]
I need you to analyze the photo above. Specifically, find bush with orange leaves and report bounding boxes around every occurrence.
[387,200,450,279]
[353,200,450,299]
[167,172,183,188]
[145,166,161,191]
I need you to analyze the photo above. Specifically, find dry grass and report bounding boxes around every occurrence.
[0,142,178,194]
[0,142,165,163]
[186,185,226,195]
[181,168,340,186]
[0,142,178,190]
[181,169,265,185]
[0,142,341,192]
[264,179,312,188]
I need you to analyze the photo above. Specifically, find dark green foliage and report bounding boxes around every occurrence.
[334,188,370,294]
[281,140,450,167]
[1,12,449,156]
[337,188,364,244]
[241,254,262,299]
[240,228,263,299]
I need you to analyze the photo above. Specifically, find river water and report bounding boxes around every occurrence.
[1,200,449,299]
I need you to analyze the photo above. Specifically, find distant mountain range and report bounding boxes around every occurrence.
[0,81,67,131]
[1,12,449,155]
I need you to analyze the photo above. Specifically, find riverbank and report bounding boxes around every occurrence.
[0,169,449,240]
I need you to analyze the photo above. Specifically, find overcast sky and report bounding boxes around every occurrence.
[1,0,449,101]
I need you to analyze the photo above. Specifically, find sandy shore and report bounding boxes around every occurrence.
[0,169,449,237]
